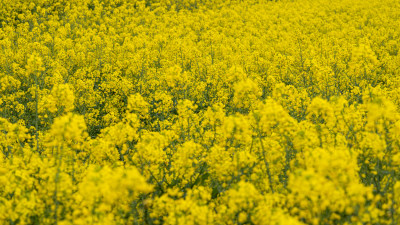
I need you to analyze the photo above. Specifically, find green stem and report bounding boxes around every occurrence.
[35,71,39,153]
[258,131,274,193]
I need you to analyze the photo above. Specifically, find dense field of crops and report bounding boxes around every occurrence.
[1,0,400,224]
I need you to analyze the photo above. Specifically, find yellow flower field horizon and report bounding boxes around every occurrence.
[1,0,400,224]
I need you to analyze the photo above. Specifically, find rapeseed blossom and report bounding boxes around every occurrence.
[1,0,400,224]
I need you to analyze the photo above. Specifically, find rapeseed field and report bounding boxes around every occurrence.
[1,0,400,224]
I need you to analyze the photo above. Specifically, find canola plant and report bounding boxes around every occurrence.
[1,0,400,224]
